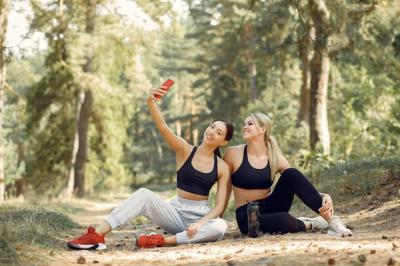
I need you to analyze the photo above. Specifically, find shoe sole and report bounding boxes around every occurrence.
[67,242,107,251]
[327,229,352,237]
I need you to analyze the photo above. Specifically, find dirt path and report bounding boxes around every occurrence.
[47,180,400,266]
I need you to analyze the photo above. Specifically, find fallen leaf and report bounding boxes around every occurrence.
[227,260,237,266]
[358,254,367,263]
[235,248,244,253]
[77,256,86,264]
[388,256,400,265]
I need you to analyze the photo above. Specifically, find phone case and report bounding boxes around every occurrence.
[162,79,174,90]
[156,79,175,99]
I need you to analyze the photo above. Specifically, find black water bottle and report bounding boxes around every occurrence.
[247,202,262,238]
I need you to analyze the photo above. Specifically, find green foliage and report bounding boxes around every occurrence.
[3,0,400,197]
[298,150,334,176]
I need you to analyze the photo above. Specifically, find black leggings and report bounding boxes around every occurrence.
[235,168,323,235]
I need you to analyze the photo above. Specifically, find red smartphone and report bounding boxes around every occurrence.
[155,79,175,99]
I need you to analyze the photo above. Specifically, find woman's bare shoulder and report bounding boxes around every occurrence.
[217,156,230,171]
[224,144,245,155]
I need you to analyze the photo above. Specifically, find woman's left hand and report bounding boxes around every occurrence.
[319,194,334,216]
[186,221,206,239]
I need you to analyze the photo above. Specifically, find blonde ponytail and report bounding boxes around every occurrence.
[265,135,283,181]
[250,113,283,181]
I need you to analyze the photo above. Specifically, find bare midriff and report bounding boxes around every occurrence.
[177,188,209,201]
[233,186,271,209]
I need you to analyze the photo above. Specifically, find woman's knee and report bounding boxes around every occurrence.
[206,218,227,240]
[135,187,154,198]
[280,168,311,187]
[281,168,303,180]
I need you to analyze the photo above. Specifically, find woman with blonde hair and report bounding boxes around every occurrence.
[223,112,351,236]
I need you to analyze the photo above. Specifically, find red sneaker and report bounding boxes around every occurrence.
[137,233,165,248]
[67,226,106,250]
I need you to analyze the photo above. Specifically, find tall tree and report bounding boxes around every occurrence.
[300,0,378,154]
[0,0,10,202]
[74,0,96,197]
[308,0,331,154]
[296,15,313,125]
[26,0,77,195]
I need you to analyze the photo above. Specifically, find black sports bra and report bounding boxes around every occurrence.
[177,147,218,196]
[231,145,272,189]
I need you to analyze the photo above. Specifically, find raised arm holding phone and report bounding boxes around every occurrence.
[67,80,234,250]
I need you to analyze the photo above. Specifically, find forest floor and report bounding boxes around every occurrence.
[17,175,400,266]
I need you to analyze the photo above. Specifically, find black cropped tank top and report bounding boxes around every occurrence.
[231,145,272,189]
[177,146,218,196]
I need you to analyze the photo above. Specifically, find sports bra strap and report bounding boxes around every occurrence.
[213,152,218,174]
[243,145,248,162]
[188,146,197,162]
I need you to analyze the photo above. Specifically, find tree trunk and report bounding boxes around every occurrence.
[193,128,199,146]
[184,125,191,143]
[248,63,257,101]
[244,23,257,101]
[74,0,97,197]
[132,103,139,185]
[308,0,331,155]
[74,90,93,197]
[0,0,10,203]
[66,92,83,198]
[176,120,182,137]
[15,142,27,198]
[296,24,313,126]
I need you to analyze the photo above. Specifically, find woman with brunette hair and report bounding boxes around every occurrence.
[67,83,234,250]
[223,112,351,236]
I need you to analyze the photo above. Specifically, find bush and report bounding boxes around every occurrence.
[311,156,400,200]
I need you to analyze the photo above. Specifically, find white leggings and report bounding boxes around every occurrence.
[104,188,227,244]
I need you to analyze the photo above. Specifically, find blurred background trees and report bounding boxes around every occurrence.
[2,0,399,200]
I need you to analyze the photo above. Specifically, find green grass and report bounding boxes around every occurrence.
[0,239,18,266]
[0,204,78,265]
[310,155,400,200]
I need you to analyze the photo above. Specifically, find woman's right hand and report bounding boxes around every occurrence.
[148,86,167,101]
